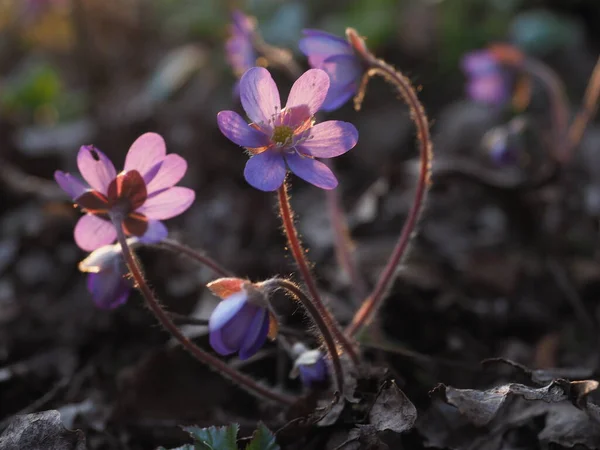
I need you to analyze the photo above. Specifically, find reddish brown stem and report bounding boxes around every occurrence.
[277,184,360,366]
[345,28,433,337]
[111,218,295,406]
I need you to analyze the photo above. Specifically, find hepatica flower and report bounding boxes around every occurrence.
[225,10,257,78]
[299,29,364,111]
[207,278,276,360]
[54,133,194,251]
[78,239,138,309]
[292,343,328,388]
[461,50,510,105]
[217,67,358,191]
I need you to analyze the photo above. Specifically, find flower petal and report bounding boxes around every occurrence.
[461,50,496,75]
[239,67,281,130]
[145,154,188,194]
[77,145,117,194]
[239,308,269,360]
[299,29,353,67]
[285,69,330,116]
[468,74,508,105]
[220,303,260,353]
[243,151,287,191]
[54,171,88,199]
[123,132,167,176]
[74,214,117,251]
[87,271,131,310]
[298,120,358,158]
[209,291,248,332]
[321,54,362,89]
[139,220,168,243]
[137,187,195,220]
[209,329,236,356]
[285,153,338,189]
[217,110,270,148]
[321,83,357,112]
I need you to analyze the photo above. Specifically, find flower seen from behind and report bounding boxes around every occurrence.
[217,67,359,191]
[461,50,510,105]
[54,132,195,252]
[226,10,257,78]
[78,239,138,309]
[299,29,363,112]
[207,278,276,360]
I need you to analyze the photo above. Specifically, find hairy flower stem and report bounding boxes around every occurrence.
[260,278,345,396]
[111,217,296,406]
[345,28,433,337]
[277,184,360,366]
[567,55,600,160]
[156,239,233,278]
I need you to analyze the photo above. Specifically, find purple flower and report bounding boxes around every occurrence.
[209,289,271,360]
[54,132,195,252]
[293,346,328,388]
[79,240,138,309]
[298,29,364,112]
[225,11,257,78]
[217,67,359,191]
[461,50,510,105]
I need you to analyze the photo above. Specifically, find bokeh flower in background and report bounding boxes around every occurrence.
[78,239,138,309]
[299,29,363,111]
[291,343,328,388]
[225,10,258,78]
[461,49,510,106]
[54,132,194,251]
[217,67,358,191]
[207,278,273,360]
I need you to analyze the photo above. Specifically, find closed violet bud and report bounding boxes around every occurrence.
[78,238,139,309]
[291,343,328,388]
[207,278,277,360]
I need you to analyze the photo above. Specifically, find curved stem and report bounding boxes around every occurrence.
[345,28,433,337]
[567,55,600,160]
[260,278,345,397]
[156,239,233,278]
[111,218,295,406]
[276,183,360,366]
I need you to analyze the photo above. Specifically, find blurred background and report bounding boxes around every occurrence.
[2,0,600,448]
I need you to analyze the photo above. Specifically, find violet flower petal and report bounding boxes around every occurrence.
[54,171,88,199]
[217,110,270,148]
[87,271,130,309]
[321,83,357,112]
[468,74,507,104]
[298,120,358,158]
[74,214,117,251]
[285,68,330,117]
[139,220,168,243]
[321,54,362,88]
[137,187,195,220]
[461,50,496,75]
[299,29,353,67]
[123,132,167,177]
[145,154,188,194]
[209,329,236,356]
[240,67,281,132]
[299,356,328,387]
[239,308,269,360]
[219,302,260,353]
[209,291,248,332]
[285,153,338,190]
[77,145,117,194]
[243,151,287,191]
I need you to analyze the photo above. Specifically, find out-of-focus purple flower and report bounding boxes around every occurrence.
[78,239,139,309]
[298,29,364,112]
[208,282,271,360]
[54,132,195,252]
[482,116,527,166]
[226,11,258,78]
[217,67,358,191]
[461,50,510,105]
[292,344,328,388]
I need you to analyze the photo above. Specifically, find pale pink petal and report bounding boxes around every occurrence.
[77,146,117,194]
[145,154,188,194]
[285,69,330,116]
[74,214,117,251]
[240,67,281,131]
[137,187,195,220]
[123,132,167,176]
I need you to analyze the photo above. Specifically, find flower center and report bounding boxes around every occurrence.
[271,125,294,146]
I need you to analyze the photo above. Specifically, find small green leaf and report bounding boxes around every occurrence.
[157,445,196,450]
[245,423,280,450]
[184,424,239,450]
